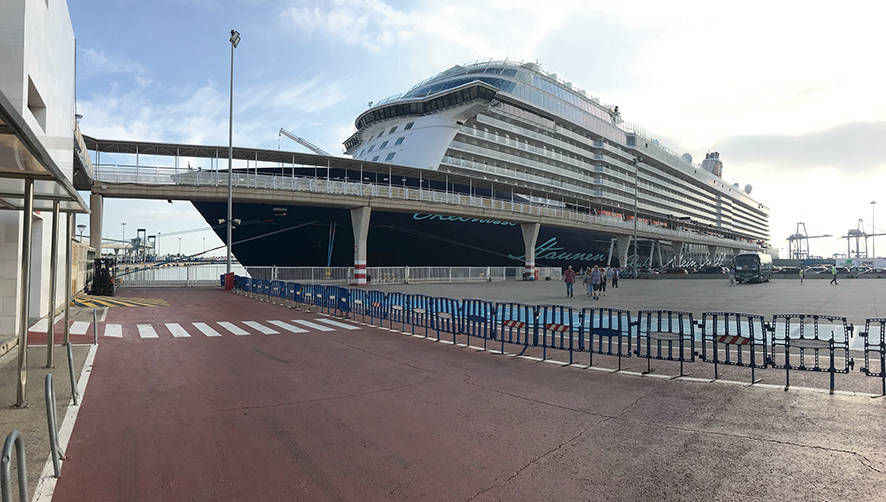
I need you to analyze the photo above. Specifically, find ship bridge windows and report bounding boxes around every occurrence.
[380,140,389,149]
[389,126,398,134]
[367,144,376,153]
[372,155,380,162]
[394,136,405,145]
[404,121,414,130]
[385,152,396,161]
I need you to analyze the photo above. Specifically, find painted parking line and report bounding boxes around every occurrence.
[243,321,279,335]
[267,320,307,333]
[217,322,249,336]
[70,321,91,335]
[316,319,360,330]
[165,323,191,338]
[292,320,335,332]
[137,324,159,339]
[192,322,222,337]
[103,324,122,338]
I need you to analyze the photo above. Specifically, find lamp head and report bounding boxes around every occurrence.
[230,30,241,48]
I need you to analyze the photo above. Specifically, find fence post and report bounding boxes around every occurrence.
[66,342,78,406]
[405,266,409,283]
[92,309,98,345]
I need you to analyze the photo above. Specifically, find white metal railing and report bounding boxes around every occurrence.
[92,163,759,250]
[204,265,564,285]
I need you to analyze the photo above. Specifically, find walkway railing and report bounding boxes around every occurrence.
[243,266,562,284]
[92,163,757,250]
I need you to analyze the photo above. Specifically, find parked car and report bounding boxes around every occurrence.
[698,266,729,274]
[775,266,801,275]
[663,267,689,274]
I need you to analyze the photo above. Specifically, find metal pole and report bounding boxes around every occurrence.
[632,158,639,273]
[226,30,238,275]
[873,200,877,258]
[45,201,60,367]
[16,179,34,407]
[64,213,73,345]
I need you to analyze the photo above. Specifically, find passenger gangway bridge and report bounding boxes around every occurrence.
[80,135,759,280]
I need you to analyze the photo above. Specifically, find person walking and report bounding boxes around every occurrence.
[830,264,838,285]
[563,265,576,297]
[799,267,804,285]
[600,267,608,296]
[611,267,619,288]
[590,265,603,300]
[583,267,593,296]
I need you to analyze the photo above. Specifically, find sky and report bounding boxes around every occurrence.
[71,0,886,258]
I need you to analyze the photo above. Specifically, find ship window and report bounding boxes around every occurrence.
[404,121,414,130]
[389,126,397,134]
[358,149,365,157]
[380,140,389,149]
[367,145,376,153]
[394,136,405,145]
[372,155,380,162]
[385,152,396,161]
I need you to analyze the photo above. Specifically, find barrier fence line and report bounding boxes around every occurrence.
[0,431,27,502]
[44,374,61,478]
[230,275,874,393]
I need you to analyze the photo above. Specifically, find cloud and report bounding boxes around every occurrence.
[717,122,886,176]
[78,47,146,76]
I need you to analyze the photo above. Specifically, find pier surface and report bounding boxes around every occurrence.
[33,284,885,501]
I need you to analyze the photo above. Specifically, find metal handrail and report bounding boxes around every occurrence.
[0,431,28,502]
[44,374,61,478]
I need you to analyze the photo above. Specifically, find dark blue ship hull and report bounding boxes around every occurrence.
[192,201,632,268]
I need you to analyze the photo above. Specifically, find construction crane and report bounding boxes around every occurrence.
[786,222,832,260]
[278,128,330,156]
[840,219,886,258]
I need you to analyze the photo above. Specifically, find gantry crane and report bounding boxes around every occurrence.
[278,128,330,156]
[786,222,832,260]
[840,219,886,258]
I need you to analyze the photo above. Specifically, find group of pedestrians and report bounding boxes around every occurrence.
[562,265,618,300]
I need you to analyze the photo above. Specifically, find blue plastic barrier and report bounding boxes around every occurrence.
[859,318,886,397]
[769,314,853,393]
[636,310,696,376]
[336,287,352,315]
[431,297,460,343]
[219,274,225,287]
[286,282,298,303]
[366,290,387,326]
[461,299,494,350]
[494,302,535,354]
[580,307,632,370]
[387,292,410,331]
[536,305,577,363]
[408,294,433,337]
[269,280,281,299]
[250,278,261,296]
[699,312,767,383]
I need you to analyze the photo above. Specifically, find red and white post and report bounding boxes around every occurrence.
[520,223,540,280]
[350,207,371,286]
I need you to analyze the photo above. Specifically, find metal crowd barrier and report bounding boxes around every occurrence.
[227,277,879,394]
[699,312,767,383]
[0,431,27,502]
[580,307,632,370]
[859,318,886,397]
[44,374,61,478]
[769,314,853,393]
[636,310,696,376]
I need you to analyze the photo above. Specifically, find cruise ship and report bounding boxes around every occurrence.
[194,61,769,268]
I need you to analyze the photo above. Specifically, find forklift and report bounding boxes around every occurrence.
[90,257,116,296]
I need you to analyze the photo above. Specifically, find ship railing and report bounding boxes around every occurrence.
[92,164,754,251]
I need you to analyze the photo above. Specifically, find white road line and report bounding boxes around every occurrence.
[243,321,279,334]
[103,324,122,338]
[137,324,159,339]
[165,323,191,338]
[267,320,307,333]
[293,319,335,332]
[192,322,222,337]
[70,321,90,335]
[218,322,250,336]
[316,319,360,330]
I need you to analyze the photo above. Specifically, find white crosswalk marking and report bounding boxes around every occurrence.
[137,324,159,339]
[71,321,90,335]
[316,319,360,330]
[217,322,249,336]
[267,320,307,333]
[31,319,49,332]
[104,324,122,338]
[243,321,279,334]
[165,323,191,338]
[293,320,335,332]
[192,322,222,337]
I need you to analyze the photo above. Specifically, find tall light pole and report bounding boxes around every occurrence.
[226,29,240,275]
[631,157,639,273]
[121,221,126,241]
[873,200,877,258]
[178,237,182,255]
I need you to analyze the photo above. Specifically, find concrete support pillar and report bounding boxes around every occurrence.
[707,245,719,265]
[648,240,655,268]
[672,241,684,268]
[89,193,103,253]
[520,222,540,279]
[606,238,616,267]
[616,235,632,268]
[350,207,371,286]
[45,200,59,368]
[656,241,664,268]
